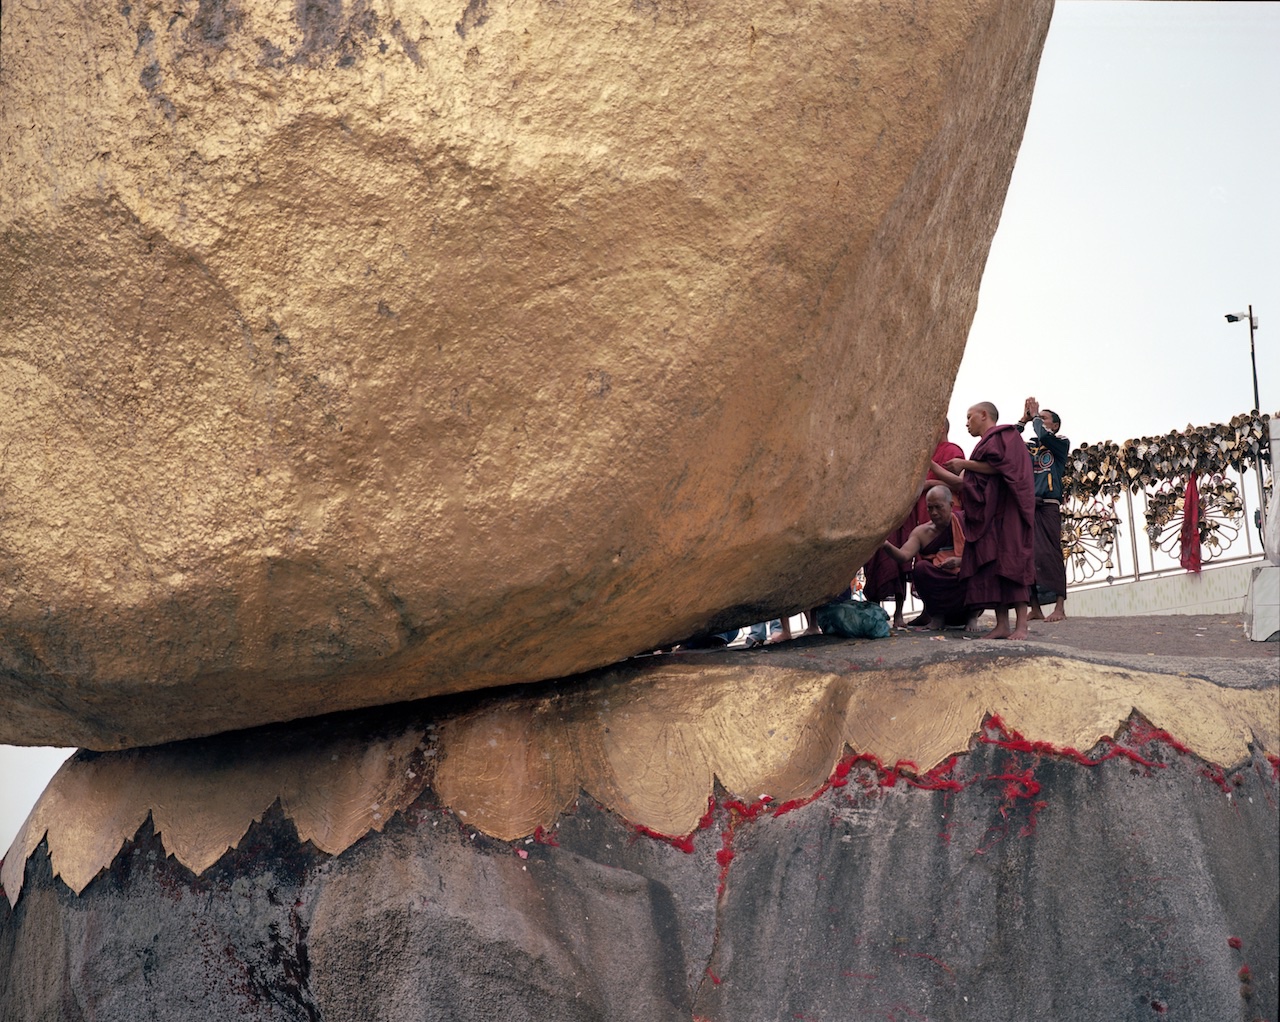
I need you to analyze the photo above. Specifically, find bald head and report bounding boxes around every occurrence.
[964,402,998,438]
[924,485,954,527]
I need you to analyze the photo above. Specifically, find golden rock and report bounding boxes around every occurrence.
[6,649,1275,905]
[0,0,1053,748]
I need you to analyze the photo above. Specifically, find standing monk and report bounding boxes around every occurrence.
[945,402,1035,640]
[922,418,966,514]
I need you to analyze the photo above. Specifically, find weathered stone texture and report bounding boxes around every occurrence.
[2,732,1275,1022]
[7,645,1275,903]
[1,0,1053,748]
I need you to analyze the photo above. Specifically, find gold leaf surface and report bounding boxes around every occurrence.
[4,656,1275,905]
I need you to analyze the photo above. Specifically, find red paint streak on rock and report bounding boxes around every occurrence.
[983,713,1164,770]
[631,823,696,853]
[531,825,559,847]
[1228,936,1243,950]
[705,967,722,985]
[771,784,831,818]
[614,715,1273,908]
[903,755,966,793]
[1200,764,1232,794]
[630,796,716,854]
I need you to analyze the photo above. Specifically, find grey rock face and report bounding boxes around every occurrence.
[2,729,1275,1022]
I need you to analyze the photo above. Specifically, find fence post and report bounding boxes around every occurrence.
[1126,488,1142,581]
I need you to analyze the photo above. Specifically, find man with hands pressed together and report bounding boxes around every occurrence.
[1017,397,1070,621]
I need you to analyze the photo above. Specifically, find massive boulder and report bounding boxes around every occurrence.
[0,0,1053,748]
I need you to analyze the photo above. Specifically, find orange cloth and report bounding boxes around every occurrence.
[926,515,965,573]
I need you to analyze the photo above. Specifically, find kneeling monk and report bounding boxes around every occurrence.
[881,485,968,630]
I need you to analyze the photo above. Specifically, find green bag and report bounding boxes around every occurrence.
[813,599,891,639]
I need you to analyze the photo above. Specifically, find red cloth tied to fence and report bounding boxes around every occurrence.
[1179,475,1202,573]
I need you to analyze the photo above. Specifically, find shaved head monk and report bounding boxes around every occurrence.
[944,402,1035,639]
[881,484,968,630]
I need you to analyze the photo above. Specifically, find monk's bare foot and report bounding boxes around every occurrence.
[1046,604,1066,622]
[981,626,1012,639]
[1027,606,1045,621]
[799,625,822,637]
[1007,625,1030,640]
[927,616,946,631]
[964,618,984,635]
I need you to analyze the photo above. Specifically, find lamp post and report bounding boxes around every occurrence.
[1224,305,1260,413]
[1225,305,1268,542]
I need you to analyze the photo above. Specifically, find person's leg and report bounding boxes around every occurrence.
[891,594,906,630]
[1009,601,1031,639]
[982,605,1012,639]
[1046,594,1067,622]
[772,616,795,643]
[1027,598,1045,621]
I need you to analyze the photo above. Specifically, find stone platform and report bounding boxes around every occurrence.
[2,619,1276,1021]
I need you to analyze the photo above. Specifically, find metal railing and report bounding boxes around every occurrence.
[1063,463,1271,590]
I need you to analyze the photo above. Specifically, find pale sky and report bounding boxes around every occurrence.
[3,2,1278,859]
[947,1,1279,445]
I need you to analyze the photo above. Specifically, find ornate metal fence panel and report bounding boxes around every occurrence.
[1061,496,1122,586]
[1060,411,1275,589]
[894,412,1274,616]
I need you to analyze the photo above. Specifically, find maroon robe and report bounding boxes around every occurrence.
[912,510,967,622]
[959,424,1035,608]
[861,520,912,602]
[914,440,965,526]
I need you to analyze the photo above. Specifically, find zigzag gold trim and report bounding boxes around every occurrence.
[5,656,1276,905]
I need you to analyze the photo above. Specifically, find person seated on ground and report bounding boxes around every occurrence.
[772,578,854,642]
[881,485,972,630]
[901,418,967,625]
[860,418,968,631]
[741,620,780,647]
[858,536,909,630]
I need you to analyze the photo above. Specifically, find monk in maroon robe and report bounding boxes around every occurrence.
[945,402,1035,639]
[861,420,965,628]
[881,485,968,629]
[860,520,911,628]
[918,419,966,521]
